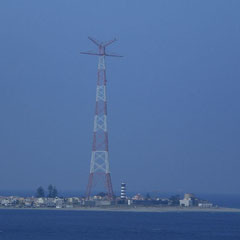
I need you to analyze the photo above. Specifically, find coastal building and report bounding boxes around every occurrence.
[180,198,193,207]
[36,198,45,204]
[132,194,144,200]
[198,203,213,208]
[179,193,214,208]
[180,193,195,207]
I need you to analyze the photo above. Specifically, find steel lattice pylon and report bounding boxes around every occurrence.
[81,37,122,199]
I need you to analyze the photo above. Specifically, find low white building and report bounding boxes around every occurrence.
[36,198,45,204]
[1,199,10,206]
[180,198,193,207]
[180,193,195,207]
[198,203,213,208]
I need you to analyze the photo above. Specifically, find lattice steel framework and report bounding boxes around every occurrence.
[81,37,122,199]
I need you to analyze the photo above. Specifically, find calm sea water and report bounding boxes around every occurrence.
[0,209,240,240]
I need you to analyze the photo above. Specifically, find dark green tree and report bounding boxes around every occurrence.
[48,184,58,198]
[52,186,58,198]
[36,186,45,198]
[48,184,54,198]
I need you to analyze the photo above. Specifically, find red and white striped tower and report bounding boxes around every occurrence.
[81,37,122,199]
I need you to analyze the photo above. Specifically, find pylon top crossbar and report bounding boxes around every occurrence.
[80,36,123,57]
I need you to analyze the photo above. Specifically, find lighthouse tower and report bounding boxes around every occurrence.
[120,182,127,200]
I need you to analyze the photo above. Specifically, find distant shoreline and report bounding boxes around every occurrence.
[1,206,240,213]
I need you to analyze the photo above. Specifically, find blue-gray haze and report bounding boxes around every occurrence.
[0,0,239,194]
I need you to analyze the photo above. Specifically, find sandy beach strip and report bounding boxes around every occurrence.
[1,206,240,213]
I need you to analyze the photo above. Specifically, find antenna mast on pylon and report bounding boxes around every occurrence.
[81,37,122,199]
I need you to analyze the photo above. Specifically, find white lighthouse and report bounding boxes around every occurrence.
[120,183,126,200]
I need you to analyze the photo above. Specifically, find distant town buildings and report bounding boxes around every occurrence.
[0,191,214,209]
[0,196,84,208]
[180,193,213,208]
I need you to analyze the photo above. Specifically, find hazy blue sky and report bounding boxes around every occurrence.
[0,0,240,194]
